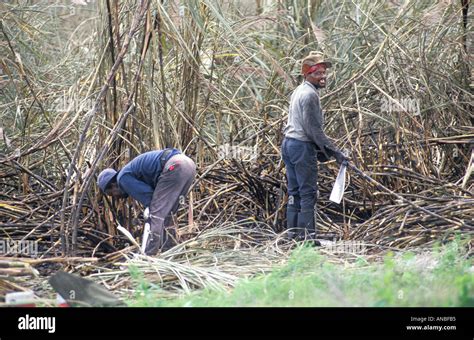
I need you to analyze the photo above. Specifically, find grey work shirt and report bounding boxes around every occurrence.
[283,80,337,159]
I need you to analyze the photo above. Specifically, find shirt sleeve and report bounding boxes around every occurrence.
[117,172,153,207]
[300,93,340,159]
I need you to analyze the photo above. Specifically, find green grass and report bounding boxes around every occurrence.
[127,240,474,307]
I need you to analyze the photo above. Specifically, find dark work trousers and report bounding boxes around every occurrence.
[281,137,318,219]
[149,154,196,248]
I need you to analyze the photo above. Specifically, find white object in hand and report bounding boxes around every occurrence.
[330,163,347,204]
[141,222,151,253]
[144,207,150,220]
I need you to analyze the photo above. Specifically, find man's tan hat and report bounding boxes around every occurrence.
[301,51,332,75]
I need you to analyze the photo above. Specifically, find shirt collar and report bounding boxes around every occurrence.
[304,80,319,92]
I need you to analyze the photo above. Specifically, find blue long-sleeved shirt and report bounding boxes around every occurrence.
[117,149,181,207]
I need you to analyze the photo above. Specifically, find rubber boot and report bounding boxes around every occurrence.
[286,205,299,239]
[143,230,162,256]
[296,210,320,246]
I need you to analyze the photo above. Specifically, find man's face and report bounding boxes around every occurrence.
[306,65,327,88]
[104,182,127,199]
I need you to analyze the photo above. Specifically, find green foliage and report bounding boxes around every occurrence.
[128,241,473,307]
[127,264,169,307]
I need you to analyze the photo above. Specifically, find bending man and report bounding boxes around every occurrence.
[97,149,196,255]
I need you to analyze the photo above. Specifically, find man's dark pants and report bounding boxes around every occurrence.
[149,154,196,250]
[281,137,318,236]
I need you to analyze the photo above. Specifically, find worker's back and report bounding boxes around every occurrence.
[117,149,181,189]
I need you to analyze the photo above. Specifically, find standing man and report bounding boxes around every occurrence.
[97,149,196,255]
[282,51,347,241]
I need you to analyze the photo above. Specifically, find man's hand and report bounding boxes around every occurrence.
[325,144,349,165]
[334,150,348,165]
[144,207,150,220]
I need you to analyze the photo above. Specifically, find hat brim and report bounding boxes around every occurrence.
[98,169,118,192]
[317,61,332,68]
